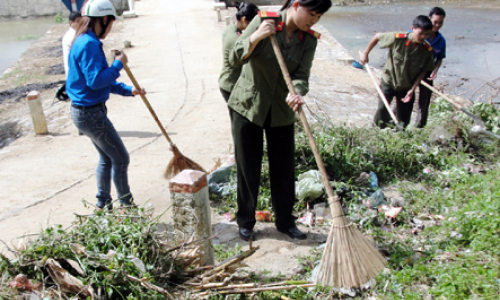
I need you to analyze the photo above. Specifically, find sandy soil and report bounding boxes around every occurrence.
[0,0,379,275]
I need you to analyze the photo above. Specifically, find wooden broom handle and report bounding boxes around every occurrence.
[122,62,174,147]
[420,80,463,110]
[269,35,336,200]
[360,53,399,125]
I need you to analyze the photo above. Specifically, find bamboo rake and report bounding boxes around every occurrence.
[269,36,386,287]
[121,60,206,178]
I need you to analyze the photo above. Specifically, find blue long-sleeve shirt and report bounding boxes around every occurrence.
[66,30,133,106]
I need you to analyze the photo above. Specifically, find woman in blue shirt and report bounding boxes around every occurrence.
[67,0,146,211]
[416,7,446,128]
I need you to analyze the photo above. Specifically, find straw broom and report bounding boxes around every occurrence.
[121,60,206,178]
[268,35,386,287]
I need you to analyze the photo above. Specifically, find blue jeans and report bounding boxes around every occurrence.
[70,103,133,207]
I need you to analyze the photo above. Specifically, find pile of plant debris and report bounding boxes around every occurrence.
[0,201,261,299]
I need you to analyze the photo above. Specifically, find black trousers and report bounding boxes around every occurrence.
[220,88,232,121]
[373,81,415,129]
[230,108,296,231]
[416,75,433,128]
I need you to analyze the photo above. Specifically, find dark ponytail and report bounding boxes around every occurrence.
[235,2,260,22]
[281,0,332,14]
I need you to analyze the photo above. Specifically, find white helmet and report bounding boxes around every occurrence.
[82,0,121,20]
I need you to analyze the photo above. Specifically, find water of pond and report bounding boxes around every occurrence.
[321,2,500,101]
[0,18,56,75]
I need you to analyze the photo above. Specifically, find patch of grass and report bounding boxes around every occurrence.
[0,68,22,80]
[210,99,500,299]
[16,35,38,41]
[214,243,243,262]
[53,12,64,24]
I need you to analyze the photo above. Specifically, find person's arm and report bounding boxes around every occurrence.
[229,16,274,67]
[360,33,380,65]
[245,19,275,59]
[402,70,426,103]
[428,58,442,80]
[79,42,123,90]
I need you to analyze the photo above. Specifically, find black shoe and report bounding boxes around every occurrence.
[278,226,307,240]
[96,199,113,212]
[239,227,255,241]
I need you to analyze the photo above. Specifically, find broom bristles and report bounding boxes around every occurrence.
[317,198,386,288]
[164,145,206,179]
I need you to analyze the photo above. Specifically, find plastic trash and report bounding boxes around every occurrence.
[379,205,402,218]
[369,189,386,208]
[314,203,326,224]
[143,202,155,217]
[208,163,237,196]
[295,170,324,201]
[207,163,236,184]
[128,256,146,273]
[369,171,378,190]
[298,212,314,226]
[255,211,272,222]
[224,212,235,222]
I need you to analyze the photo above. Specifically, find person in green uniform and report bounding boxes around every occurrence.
[228,0,332,241]
[219,2,259,105]
[359,15,435,129]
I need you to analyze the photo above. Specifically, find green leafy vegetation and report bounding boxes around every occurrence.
[16,35,38,41]
[53,12,64,24]
[214,243,242,262]
[2,99,500,299]
[211,99,500,299]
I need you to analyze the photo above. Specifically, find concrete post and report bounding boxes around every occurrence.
[123,0,137,18]
[217,9,221,22]
[169,170,214,266]
[225,16,231,26]
[26,91,48,135]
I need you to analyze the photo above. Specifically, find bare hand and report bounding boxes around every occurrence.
[359,51,369,65]
[251,19,276,43]
[132,86,146,96]
[286,93,304,112]
[428,70,438,81]
[114,50,128,65]
[402,90,414,103]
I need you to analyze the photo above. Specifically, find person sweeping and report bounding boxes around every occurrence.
[66,0,146,211]
[228,0,332,241]
[360,15,435,129]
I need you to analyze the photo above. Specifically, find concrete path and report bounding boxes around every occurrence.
[0,0,233,249]
[0,0,379,273]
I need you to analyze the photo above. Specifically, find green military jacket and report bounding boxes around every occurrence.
[379,32,435,91]
[228,10,318,127]
[218,24,242,93]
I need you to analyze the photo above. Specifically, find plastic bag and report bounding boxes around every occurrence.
[295,170,324,201]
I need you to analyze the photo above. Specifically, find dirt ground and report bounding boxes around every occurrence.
[0,0,379,275]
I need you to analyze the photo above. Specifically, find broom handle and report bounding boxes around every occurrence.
[420,80,463,110]
[421,81,500,139]
[269,35,336,202]
[359,52,399,125]
[122,63,175,147]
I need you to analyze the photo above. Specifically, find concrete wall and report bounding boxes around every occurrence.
[0,0,129,18]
